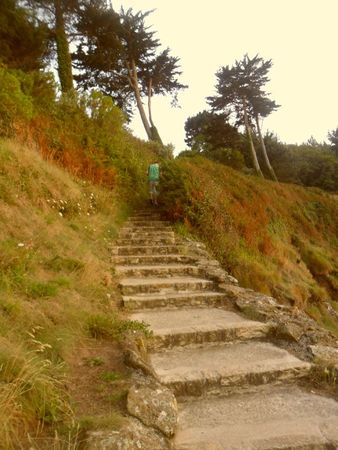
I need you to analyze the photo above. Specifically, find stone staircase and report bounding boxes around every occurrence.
[113,210,338,450]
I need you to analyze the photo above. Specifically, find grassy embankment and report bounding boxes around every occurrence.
[0,138,156,448]
[160,157,338,334]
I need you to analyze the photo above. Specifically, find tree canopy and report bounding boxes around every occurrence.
[208,54,279,179]
[74,6,187,142]
[0,0,49,71]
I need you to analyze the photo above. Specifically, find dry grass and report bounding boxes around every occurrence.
[0,138,146,446]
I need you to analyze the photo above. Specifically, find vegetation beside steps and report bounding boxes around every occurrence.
[160,157,338,335]
[0,140,152,448]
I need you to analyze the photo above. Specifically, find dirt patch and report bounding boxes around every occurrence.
[66,337,131,419]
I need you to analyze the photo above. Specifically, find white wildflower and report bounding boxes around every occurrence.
[59,212,63,217]
[18,243,25,247]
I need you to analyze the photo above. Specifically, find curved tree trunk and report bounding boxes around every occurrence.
[54,0,73,93]
[242,98,264,177]
[255,114,278,181]
[147,79,163,144]
[129,59,152,140]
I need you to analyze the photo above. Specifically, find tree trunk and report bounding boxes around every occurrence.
[255,114,278,181]
[242,98,264,177]
[147,78,163,145]
[129,59,153,140]
[54,0,73,93]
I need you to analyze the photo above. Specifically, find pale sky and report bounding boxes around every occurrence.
[116,0,338,153]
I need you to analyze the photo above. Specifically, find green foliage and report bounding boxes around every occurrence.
[0,0,49,71]
[25,281,59,299]
[184,110,242,152]
[0,68,34,135]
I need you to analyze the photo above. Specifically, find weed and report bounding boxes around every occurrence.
[45,256,85,273]
[83,356,104,367]
[86,313,152,341]
[100,371,121,383]
[26,281,58,299]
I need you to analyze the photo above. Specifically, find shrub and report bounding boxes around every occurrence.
[0,68,34,136]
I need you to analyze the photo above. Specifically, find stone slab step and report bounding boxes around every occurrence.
[174,385,338,450]
[125,220,171,227]
[130,308,270,349]
[112,254,195,266]
[122,226,172,233]
[128,214,162,220]
[150,341,311,397]
[116,237,176,246]
[119,231,175,239]
[116,264,201,278]
[119,277,214,295]
[113,245,185,256]
[122,290,228,310]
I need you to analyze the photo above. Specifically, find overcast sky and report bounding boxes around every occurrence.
[116,0,338,153]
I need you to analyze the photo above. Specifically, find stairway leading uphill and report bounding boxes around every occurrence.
[113,210,338,450]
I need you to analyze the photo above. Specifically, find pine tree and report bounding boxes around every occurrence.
[74,6,186,143]
[0,0,48,71]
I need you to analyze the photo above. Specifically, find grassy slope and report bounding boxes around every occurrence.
[161,157,338,333]
[0,139,151,448]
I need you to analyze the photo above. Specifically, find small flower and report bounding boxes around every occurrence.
[18,243,25,247]
[59,212,63,217]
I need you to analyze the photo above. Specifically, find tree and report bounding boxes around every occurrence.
[25,0,79,92]
[74,6,186,143]
[328,127,338,157]
[250,94,279,180]
[208,54,278,178]
[185,110,241,152]
[0,0,48,71]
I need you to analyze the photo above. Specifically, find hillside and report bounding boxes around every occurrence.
[0,66,337,447]
[160,157,338,334]
[0,138,154,447]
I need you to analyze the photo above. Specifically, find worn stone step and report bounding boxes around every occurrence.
[125,220,171,227]
[120,226,173,234]
[119,231,175,239]
[112,254,195,266]
[122,290,228,310]
[116,264,201,278]
[150,341,311,397]
[130,308,270,349]
[174,385,338,450]
[113,245,185,256]
[119,276,214,295]
[128,215,162,221]
[116,237,176,246]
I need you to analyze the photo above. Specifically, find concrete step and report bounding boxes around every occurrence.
[122,290,228,310]
[113,245,185,256]
[174,385,338,450]
[112,254,195,266]
[116,237,176,246]
[119,276,214,295]
[150,341,311,397]
[130,308,270,349]
[116,264,201,278]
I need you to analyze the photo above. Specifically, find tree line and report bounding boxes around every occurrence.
[183,54,338,190]
[1,0,337,191]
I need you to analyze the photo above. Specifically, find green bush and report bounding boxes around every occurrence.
[0,68,34,135]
